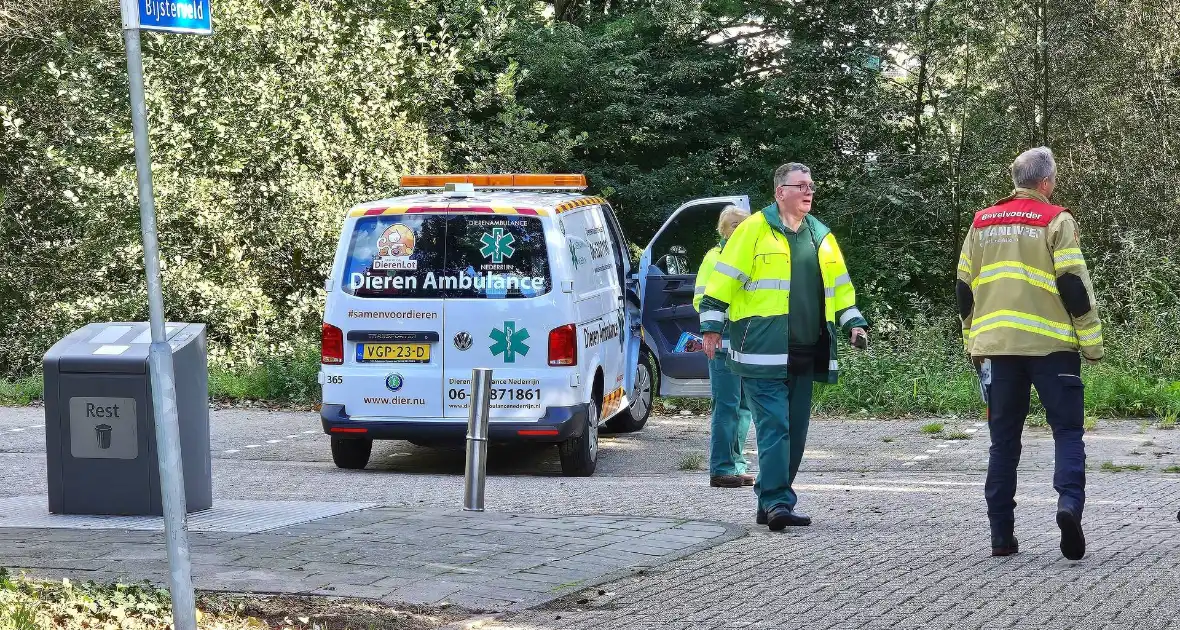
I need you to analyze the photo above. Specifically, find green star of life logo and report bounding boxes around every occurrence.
[489,321,530,363]
[480,228,516,264]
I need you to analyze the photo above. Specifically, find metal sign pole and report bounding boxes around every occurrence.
[119,2,198,628]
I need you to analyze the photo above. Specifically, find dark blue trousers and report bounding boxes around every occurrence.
[986,351,1086,533]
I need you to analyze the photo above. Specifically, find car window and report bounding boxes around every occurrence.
[650,202,729,275]
[445,214,551,299]
[343,215,448,298]
[341,214,551,299]
[601,204,630,281]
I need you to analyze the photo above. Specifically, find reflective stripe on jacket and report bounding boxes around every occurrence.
[695,243,731,342]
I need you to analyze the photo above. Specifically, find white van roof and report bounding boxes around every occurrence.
[348,191,608,217]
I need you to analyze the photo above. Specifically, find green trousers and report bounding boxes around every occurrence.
[708,351,754,476]
[742,371,814,511]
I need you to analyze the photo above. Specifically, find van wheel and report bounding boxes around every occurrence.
[331,436,373,470]
[607,348,654,433]
[559,389,600,477]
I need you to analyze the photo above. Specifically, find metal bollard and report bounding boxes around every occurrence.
[464,368,493,511]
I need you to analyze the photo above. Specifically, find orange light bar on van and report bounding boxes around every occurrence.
[399,174,587,190]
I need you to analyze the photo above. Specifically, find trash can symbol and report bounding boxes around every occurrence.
[95,424,113,449]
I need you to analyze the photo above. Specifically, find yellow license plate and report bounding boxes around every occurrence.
[357,343,431,363]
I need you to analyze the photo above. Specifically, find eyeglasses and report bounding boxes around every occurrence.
[779,183,817,193]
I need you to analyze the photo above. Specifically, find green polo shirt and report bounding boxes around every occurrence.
[762,205,823,349]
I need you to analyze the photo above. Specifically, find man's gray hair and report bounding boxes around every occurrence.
[1011,147,1056,189]
[773,162,811,189]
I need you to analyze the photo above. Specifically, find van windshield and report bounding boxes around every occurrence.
[342,214,551,299]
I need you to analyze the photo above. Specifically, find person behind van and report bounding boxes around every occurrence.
[694,206,754,489]
[699,163,869,530]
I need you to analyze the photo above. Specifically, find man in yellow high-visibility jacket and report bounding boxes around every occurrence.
[694,206,754,489]
[699,163,868,531]
[957,146,1103,561]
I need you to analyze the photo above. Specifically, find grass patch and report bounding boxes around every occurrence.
[1164,466,1180,474]
[945,431,971,440]
[1100,461,1146,473]
[208,345,321,406]
[551,580,585,592]
[882,437,894,443]
[3,324,1178,417]
[0,569,464,629]
[654,397,711,415]
[1084,417,1098,431]
[678,451,706,471]
[809,324,1180,418]
[920,422,944,435]
[0,375,42,406]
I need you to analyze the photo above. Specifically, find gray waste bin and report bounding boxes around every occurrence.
[43,322,213,516]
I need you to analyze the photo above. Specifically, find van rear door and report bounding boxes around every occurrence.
[326,209,449,418]
[441,211,562,420]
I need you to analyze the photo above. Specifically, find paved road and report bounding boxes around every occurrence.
[3,406,1180,627]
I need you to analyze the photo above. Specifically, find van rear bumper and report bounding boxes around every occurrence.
[320,403,589,443]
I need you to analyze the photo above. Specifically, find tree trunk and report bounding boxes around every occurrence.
[913,0,938,155]
[1039,0,1050,145]
[914,54,927,154]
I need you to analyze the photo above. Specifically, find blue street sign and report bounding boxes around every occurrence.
[132,0,212,34]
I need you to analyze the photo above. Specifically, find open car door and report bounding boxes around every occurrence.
[637,195,750,397]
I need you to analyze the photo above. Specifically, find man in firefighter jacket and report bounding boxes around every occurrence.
[957,146,1104,561]
[698,163,869,531]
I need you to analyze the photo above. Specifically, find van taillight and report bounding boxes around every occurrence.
[548,324,578,366]
[321,323,344,365]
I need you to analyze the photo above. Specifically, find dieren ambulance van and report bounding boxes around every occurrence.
[319,174,749,476]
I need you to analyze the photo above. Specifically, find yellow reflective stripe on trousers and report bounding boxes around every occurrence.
[1053,247,1086,272]
[970,310,1077,344]
[730,349,790,366]
[972,261,1058,294]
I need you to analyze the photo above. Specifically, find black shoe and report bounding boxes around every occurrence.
[991,534,1020,557]
[710,475,743,488]
[765,505,811,531]
[1056,508,1086,561]
[756,508,767,525]
[785,509,812,527]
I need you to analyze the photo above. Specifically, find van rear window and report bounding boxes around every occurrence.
[342,214,551,299]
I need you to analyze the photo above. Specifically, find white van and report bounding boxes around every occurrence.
[319,174,749,476]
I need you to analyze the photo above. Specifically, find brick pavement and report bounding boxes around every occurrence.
[3,408,1179,627]
[0,508,739,612]
[483,472,1180,630]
